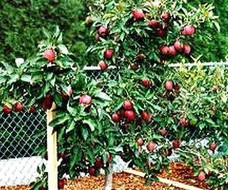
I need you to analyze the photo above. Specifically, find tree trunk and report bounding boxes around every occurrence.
[104,163,113,190]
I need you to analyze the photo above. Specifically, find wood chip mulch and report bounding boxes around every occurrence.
[0,162,211,190]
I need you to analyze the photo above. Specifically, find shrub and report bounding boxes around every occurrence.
[0,0,88,66]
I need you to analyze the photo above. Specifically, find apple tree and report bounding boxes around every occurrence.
[85,0,227,189]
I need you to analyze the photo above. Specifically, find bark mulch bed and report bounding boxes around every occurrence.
[0,162,210,190]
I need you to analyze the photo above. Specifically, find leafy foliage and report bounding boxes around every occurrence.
[85,0,227,189]
[0,0,88,66]
[0,1,227,190]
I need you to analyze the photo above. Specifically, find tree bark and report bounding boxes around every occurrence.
[104,163,113,190]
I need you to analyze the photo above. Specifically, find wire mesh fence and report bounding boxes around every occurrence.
[0,69,114,188]
[0,110,46,186]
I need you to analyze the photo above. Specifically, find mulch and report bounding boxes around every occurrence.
[0,162,210,190]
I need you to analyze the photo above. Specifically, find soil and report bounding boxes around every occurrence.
[0,162,210,190]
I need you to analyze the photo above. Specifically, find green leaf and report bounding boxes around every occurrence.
[113,100,124,112]
[7,74,19,84]
[21,74,32,83]
[49,113,69,127]
[66,120,75,134]
[53,93,62,106]
[26,98,36,106]
[95,91,112,101]
[58,44,69,54]
[46,73,54,81]
[83,119,96,131]
[49,76,56,87]
[1,61,14,73]
[86,148,96,163]
[81,127,89,141]
[70,148,82,170]
[67,105,79,117]
[32,74,43,82]
[60,84,69,95]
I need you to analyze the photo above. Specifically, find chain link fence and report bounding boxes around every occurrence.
[0,69,108,188]
[0,111,46,187]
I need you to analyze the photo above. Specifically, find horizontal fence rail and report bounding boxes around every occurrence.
[83,61,228,70]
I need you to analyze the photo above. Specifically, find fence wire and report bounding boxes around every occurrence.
[0,111,46,186]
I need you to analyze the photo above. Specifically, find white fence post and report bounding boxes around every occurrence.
[47,103,58,190]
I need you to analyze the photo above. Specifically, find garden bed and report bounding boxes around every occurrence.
[0,162,210,190]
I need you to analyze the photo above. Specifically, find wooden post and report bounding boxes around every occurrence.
[47,103,58,190]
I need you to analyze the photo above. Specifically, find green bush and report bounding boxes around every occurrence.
[0,0,88,66]
[189,0,228,62]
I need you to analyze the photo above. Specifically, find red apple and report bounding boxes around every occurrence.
[161,12,171,22]
[182,25,196,36]
[29,106,36,113]
[94,158,103,169]
[148,20,160,28]
[174,41,183,52]
[165,80,174,91]
[68,86,73,96]
[79,94,92,106]
[104,49,114,60]
[123,100,133,110]
[98,60,108,70]
[141,111,150,122]
[98,26,109,37]
[124,110,135,121]
[14,102,23,112]
[156,29,167,37]
[137,138,144,146]
[58,179,65,189]
[112,113,121,123]
[61,91,69,101]
[180,117,189,127]
[141,79,152,87]
[132,9,145,21]
[43,49,56,62]
[3,104,12,114]
[147,141,157,152]
[198,171,206,182]
[158,128,167,136]
[183,44,191,55]
[42,94,54,110]
[61,85,73,100]
[118,109,125,118]
[88,166,96,176]
[172,140,181,148]
[164,22,169,29]
[59,152,67,160]
[160,46,169,55]
[168,46,177,56]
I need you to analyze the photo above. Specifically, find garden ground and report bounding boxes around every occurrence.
[0,162,210,190]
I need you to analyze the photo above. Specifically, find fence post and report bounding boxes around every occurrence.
[47,103,58,190]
